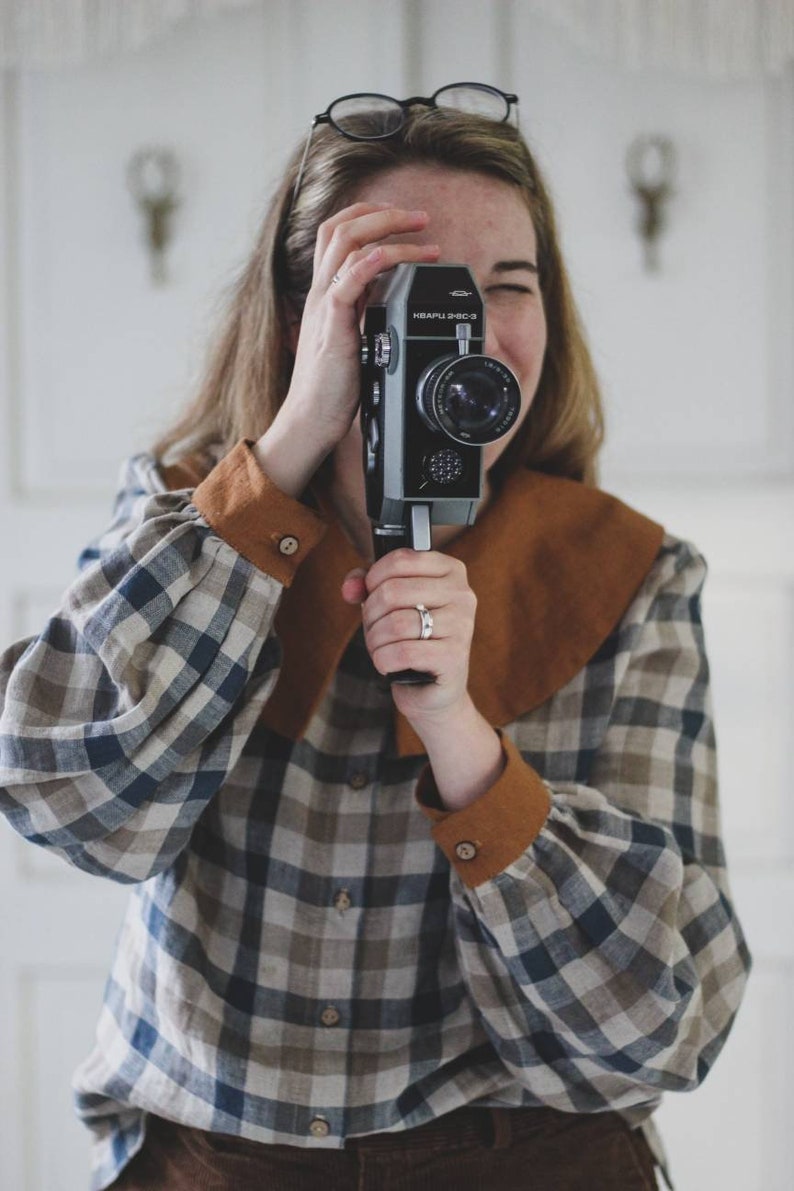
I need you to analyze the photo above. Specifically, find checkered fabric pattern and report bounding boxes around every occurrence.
[0,451,750,1191]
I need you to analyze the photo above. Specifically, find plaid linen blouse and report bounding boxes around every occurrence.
[0,442,750,1191]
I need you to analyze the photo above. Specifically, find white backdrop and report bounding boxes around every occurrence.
[0,2,790,1188]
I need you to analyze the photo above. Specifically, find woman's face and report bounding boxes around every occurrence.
[350,163,548,474]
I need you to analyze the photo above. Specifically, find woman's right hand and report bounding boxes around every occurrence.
[252,202,440,497]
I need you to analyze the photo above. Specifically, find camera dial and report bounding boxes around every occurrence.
[415,353,521,446]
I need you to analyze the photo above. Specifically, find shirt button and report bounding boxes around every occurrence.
[347,771,370,790]
[278,535,299,556]
[309,1116,330,1138]
[455,841,478,861]
[333,888,352,913]
[320,1005,341,1027]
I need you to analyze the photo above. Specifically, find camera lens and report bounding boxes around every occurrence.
[416,354,521,446]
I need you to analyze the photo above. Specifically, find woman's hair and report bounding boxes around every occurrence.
[153,107,604,485]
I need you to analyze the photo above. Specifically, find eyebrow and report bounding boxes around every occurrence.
[492,259,539,275]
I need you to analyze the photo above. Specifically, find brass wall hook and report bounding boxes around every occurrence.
[127,147,181,285]
[626,135,676,272]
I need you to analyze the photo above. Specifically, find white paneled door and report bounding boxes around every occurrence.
[0,4,789,1188]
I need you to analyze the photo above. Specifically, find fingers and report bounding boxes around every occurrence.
[366,605,439,649]
[362,551,472,629]
[315,203,425,270]
[313,200,393,253]
[327,241,440,304]
[312,203,440,292]
[369,637,446,680]
[358,550,476,679]
[282,203,440,469]
[340,569,368,605]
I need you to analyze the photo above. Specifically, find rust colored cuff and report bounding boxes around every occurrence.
[192,440,327,586]
[416,735,551,888]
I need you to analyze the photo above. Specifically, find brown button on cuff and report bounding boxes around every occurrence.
[415,735,551,888]
[309,1117,330,1138]
[191,440,326,587]
[347,771,370,790]
[320,1006,341,1027]
[333,889,352,912]
[454,841,478,861]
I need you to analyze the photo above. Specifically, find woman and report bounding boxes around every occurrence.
[0,84,750,1190]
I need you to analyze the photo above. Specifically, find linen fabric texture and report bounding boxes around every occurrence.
[0,441,750,1191]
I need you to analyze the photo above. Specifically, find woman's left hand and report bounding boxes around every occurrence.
[342,548,506,810]
[341,548,477,728]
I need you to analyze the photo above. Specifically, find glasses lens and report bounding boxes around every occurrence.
[433,84,510,122]
[328,95,405,139]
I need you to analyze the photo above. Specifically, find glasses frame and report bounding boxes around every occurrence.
[288,81,519,222]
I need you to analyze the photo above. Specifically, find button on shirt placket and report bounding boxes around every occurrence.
[309,773,374,1139]
[347,770,370,791]
[308,991,350,1136]
[320,1005,341,1028]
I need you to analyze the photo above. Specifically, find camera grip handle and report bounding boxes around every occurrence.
[373,504,436,687]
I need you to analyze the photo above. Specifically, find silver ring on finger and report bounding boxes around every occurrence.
[331,271,343,286]
[415,604,434,641]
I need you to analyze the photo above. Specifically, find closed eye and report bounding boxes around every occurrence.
[484,283,535,297]
[480,282,538,302]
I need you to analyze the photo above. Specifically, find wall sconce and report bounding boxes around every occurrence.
[127,147,181,285]
[626,135,676,272]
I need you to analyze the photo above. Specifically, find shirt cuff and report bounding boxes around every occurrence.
[192,440,327,586]
[415,734,551,888]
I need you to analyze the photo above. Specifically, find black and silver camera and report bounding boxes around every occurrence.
[360,263,522,558]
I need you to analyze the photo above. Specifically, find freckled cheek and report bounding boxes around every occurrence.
[500,331,546,400]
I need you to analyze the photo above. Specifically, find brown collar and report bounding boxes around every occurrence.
[163,458,664,757]
[263,469,663,756]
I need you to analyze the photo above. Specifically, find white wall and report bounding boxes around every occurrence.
[0,3,790,1187]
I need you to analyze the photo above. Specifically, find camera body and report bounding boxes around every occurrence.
[360,263,521,557]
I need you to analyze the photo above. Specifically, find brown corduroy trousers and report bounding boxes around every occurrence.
[109,1105,660,1190]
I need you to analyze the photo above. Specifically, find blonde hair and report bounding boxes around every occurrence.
[154,107,604,485]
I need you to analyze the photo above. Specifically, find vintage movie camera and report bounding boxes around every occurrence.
[359,262,522,682]
[360,262,522,556]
